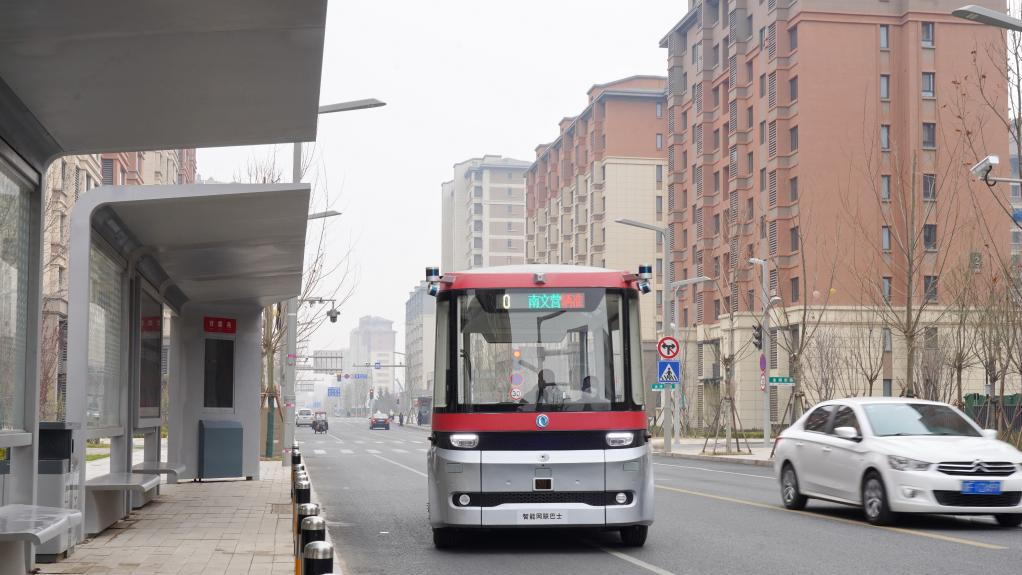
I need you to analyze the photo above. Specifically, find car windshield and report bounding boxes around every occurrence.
[453,288,639,412]
[862,403,981,437]
[298,410,312,416]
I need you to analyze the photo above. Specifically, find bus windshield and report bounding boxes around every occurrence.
[451,288,641,412]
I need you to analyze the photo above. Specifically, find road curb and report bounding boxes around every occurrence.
[657,451,775,467]
[309,474,346,574]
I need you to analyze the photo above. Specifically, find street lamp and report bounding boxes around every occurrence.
[283,98,387,465]
[669,276,710,444]
[614,218,675,453]
[952,5,1022,31]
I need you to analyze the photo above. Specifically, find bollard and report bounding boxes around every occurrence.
[300,516,327,560]
[303,541,334,575]
[295,503,319,554]
[295,502,320,574]
[295,480,311,506]
[292,445,302,465]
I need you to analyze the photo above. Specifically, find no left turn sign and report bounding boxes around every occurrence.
[657,336,680,359]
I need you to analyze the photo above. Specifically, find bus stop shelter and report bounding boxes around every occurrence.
[0,1,328,571]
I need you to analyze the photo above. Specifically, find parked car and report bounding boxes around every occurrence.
[774,397,1022,527]
[295,408,314,427]
[369,412,390,430]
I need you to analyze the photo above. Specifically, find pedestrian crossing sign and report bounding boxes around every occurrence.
[657,360,680,389]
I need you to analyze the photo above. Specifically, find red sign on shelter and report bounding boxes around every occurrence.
[204,316,237,334]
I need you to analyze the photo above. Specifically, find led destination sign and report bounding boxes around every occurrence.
[499,292,587,310]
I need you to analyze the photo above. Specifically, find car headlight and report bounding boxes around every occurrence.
[887,455,931,471]
[606,432,635,447]
[449,433,479,449]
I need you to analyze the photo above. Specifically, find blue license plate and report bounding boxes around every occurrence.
[961,480,1002,495]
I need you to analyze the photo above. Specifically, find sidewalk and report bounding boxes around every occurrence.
[39,461,340,575]
[651,437,776,467]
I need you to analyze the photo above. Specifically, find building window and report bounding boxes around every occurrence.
[881,175,891,200]
[746,197,754,220]
[656,133,663,150]
[921,22,934,47]
[881,226,891,251]
[1012,183,1021,199]
[1013,229,1021,245]
[746,105,754,128]
[880,25,889,49]
[656,195,664,219]
[883,379,893,396]
[880,75,890,100]
[506,221,514,232]
[759,74,766,97]
[656,164,663,183]
[790,277,800,302]
[473,254,483,266]
[714,299,721,319]
[656,102,663,118]
[473,203,482,215]
[713,128,721,150]
[473,237,482,249]
[882,276,892,303]
[713,213,721,235]
[747,152,754,173]
[880,125,892,150]
[759,120,765,144]
[922,72,935,97]
[474,220,483,232]
[789,177,798,201]
[790,226,799,251]
[789,76,798,102]
[882,328,892,352]
[506,239,513,249]
[474,186,483,198]
[789,25,798,51]
[760,215,766,238]
[923,223,937,250]
[922,173,936,201]
[922,123,936,149]
[924,275,938,302]
[789,126,798,152]
[712,86,720,107]
[760,167,766,192]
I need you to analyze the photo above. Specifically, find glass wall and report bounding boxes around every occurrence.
[0,159,30,432]
[87,245,123,429]
[138,290,162,419]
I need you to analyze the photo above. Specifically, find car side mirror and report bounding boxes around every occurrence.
[982,429,999,440]
[834,426,861,441]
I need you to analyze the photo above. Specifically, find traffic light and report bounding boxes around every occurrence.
[369,388,375,399]
[336,373,342,382]
[752,324,763,349]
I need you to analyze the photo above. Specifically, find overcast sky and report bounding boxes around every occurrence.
[197,0,683,359]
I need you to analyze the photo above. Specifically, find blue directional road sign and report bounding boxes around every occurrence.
[657,360,681,390]
[327,387,341,397]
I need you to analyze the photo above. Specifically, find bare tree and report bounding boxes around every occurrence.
[848,307,886,399]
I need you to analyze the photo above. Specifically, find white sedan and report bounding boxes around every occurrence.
[774,397,1022,526]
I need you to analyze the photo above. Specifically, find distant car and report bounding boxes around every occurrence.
[774,397,1022,527]
[369,412,390,430]
[295,408,314,427]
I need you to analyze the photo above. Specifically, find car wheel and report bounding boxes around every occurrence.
[780,464,808,510]
[862,472,896,526]
[619,525,648,547]
[433,527,459,549]
[995,514,1022,528]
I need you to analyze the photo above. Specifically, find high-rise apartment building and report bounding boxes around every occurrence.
[525,76,668,341]
[661,0,1007,429]
[348,315,397,396]
[404,281,436,400]
[441,155,530,272]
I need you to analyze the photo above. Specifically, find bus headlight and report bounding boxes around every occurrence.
[606,432,634,447]
[449,433,479,449]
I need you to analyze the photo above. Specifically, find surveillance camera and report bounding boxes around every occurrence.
[969,155,999,181]
[427,282,440,297]
[637,279,652,294]
[327,308,339,323]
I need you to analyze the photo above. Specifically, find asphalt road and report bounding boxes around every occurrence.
[299,419,1022,575]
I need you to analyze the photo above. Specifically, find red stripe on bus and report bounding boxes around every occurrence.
[442,272,633,291]
[431,412,647,432]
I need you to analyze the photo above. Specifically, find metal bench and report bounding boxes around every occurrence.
[85,473,161,535]
[0,504,82,575]
[132,460,186,484]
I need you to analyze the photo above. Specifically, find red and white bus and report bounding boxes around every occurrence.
[425,264,654,548]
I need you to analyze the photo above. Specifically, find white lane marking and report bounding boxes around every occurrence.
[354,440,365,444]
[313,449,326,455]
[599,547,678,575]
[392,449,408,453]
[340,449,354,454]
[374,441,385,444]
[372,454,428,478]
[390,440,405,445]
[653,462,772,480]
[366,449,381,454]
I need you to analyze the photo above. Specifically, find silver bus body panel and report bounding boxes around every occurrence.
[428,443,653,528]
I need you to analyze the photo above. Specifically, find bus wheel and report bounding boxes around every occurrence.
[433,527,460,549]
[619,525,648,547]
